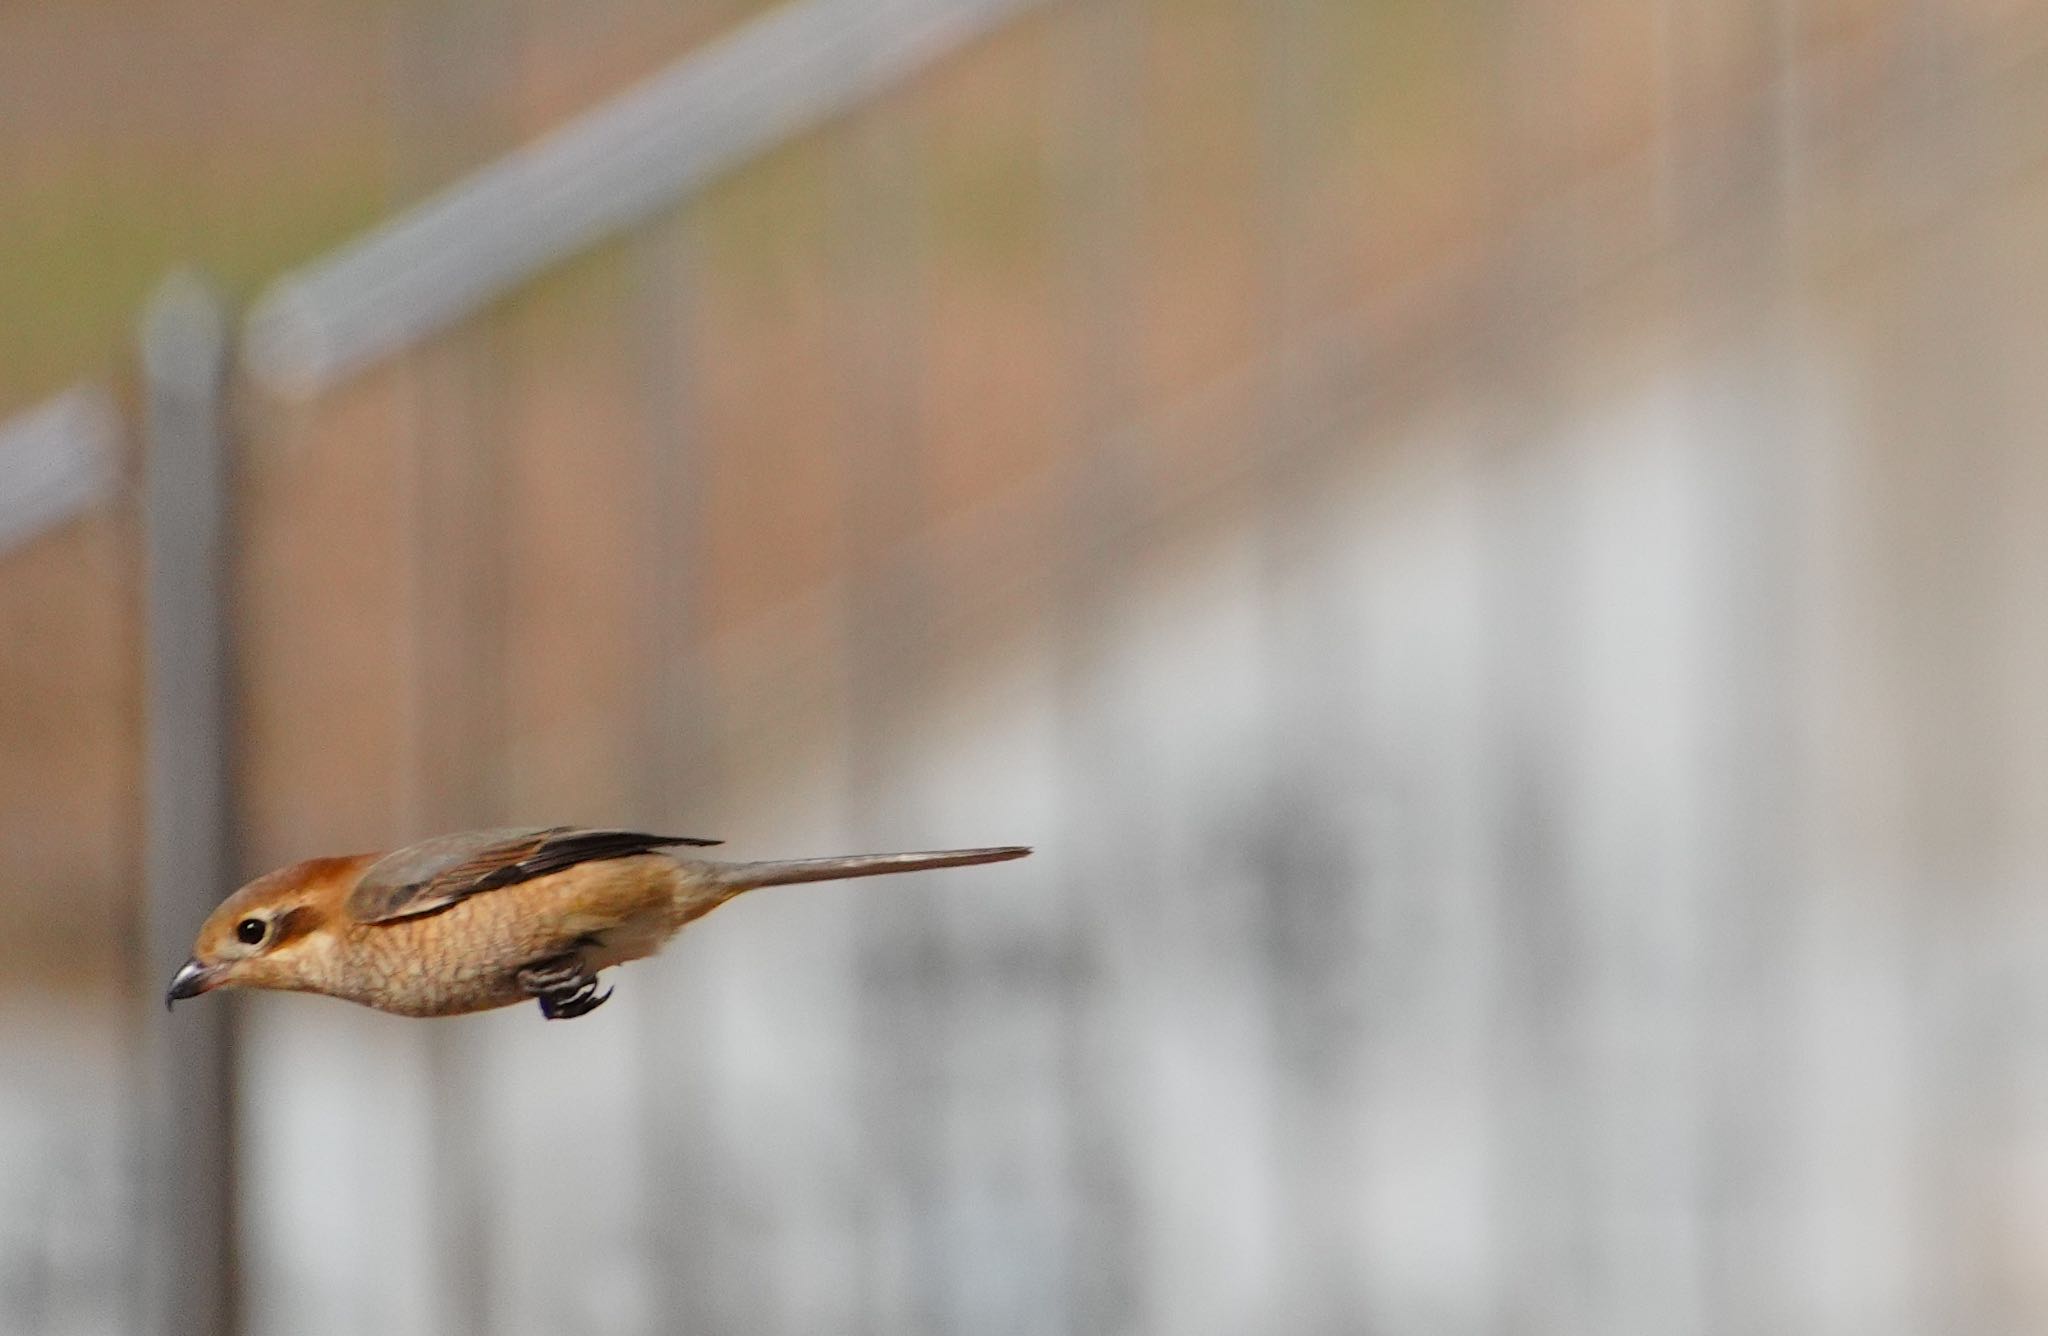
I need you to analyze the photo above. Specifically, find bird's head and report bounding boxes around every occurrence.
[165,855,365,1008]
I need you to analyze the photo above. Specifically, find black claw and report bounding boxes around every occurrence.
[554,984,612,1020]
[518,954,611,1021]
[538,980,610,1020]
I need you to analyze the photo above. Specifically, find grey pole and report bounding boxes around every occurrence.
[138,271,240,1336]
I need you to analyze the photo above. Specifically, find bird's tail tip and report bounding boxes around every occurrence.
[710,844,1033,889]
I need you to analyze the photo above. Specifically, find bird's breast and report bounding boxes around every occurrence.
[333,855,687,1017]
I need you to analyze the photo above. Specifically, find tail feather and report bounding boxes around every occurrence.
[703,845,1031,891]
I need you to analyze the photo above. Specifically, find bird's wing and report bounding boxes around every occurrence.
[346,826,721,924]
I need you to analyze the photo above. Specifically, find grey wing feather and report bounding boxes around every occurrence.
[347,826,721,924]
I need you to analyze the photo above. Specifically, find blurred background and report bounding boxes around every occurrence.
[5,0,2048,1332]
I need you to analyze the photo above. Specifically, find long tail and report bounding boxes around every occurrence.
[700,845,1031,892]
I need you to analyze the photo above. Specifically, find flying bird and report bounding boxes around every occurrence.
[165,827,1030,1020]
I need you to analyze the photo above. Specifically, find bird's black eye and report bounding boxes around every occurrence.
[235,917,268,946]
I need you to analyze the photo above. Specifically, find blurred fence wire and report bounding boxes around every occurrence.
[7,0,2048,1334]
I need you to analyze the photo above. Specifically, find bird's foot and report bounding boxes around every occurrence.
[516,954,612,1020]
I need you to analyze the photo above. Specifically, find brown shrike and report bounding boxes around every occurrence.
[166,828,1029,1020]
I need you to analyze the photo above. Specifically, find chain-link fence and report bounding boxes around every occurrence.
[7,1,2048,1332]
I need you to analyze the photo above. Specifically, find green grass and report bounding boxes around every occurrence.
[0,145,389,411]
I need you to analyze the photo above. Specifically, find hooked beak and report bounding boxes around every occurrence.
[164,958,221,1010]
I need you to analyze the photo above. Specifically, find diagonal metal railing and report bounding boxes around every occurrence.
[0,0,1045,560]
[242,0,1044,398]
[0,384,120,556]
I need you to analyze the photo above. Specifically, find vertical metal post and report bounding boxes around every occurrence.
[139,271,240,1336]
[1885,15,2005,1331]
[628,215,724,1336]
[1248,1,1375,1327]
[1050,2,1145,1329]
[1661,3,1809,1329]
[834,92,942,1335]
[1473,4,1586,1330]
[387,11,522,1333]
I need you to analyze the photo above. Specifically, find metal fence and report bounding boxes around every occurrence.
[7,0,2048,1332]
[0,386,120,558]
